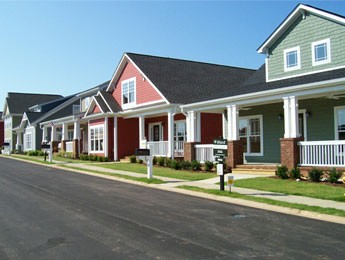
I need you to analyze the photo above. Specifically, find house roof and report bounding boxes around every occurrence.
[99,91,122,113]
[123,53,255,104]
[94,95,110,113]
[5,92,63,115]
[257,4,345,54]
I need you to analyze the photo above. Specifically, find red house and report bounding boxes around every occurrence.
[84,53,254,161]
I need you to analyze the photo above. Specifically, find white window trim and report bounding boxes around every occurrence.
[121,77,136,109]
[148,122,163,141]
[174,120,187,141]
[284,46,301,72]
[89,124,105,153]
[334,106,345,140]
[312,38,331,66]
[298,109,308,141]
[24,132,32,151]
[239,115,263,156]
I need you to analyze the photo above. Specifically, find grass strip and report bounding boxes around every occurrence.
[60,165,164,184]
[235,177,345,202]
[178,185,345,217]
[8,154,55,165]
[96,162,216,181]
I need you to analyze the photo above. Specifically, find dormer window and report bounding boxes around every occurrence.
[284,46,301,71]
[122,77,136,108]
[312,38,331,66]
[73,105,80,114]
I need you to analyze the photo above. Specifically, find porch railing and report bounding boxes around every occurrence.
[298,140,345,167]
[174,141,185,157]
[66,141,73,153]
[195,144,214,163]
[147,141,169,157]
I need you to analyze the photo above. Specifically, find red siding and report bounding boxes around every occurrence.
[0,121,4,146]
[145,116,168,141]
[174,113,186,121]
[89,118,105,126]
[91,104,101,114]
[117,117,139,159]
[108,118,114,160]
[201,113,222,144]
[112,61,163,108]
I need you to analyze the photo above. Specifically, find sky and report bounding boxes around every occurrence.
[0,0,344,110]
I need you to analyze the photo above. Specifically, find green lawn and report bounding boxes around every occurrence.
[96,162,216,181]
[235,177,345,202]
[179,186,345,217]
[9,154,95,164]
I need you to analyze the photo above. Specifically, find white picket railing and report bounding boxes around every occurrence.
[195,144,214,163]
[298,140,345,167]
[147,141,169,156]
[174,141,185,157]
[66,141,74,153]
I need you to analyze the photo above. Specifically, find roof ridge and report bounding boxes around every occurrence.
[126,52,255,72]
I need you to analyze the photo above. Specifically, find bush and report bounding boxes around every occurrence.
[289,167,301,179]
[152,156,157,165]
[328,168,342,183]
[170,159,181,170]
[191,160,201,171]
[138,159,143,164]
[80,154,90,161]
[165,157,172,168]
[28,150,39,156]
[157,157,165,166]
[276,165,289,179]
[181,160,192,170]
[204,161,214,172]
[308,168,323,182]
[104,157,109,162]
[129,155,137,163]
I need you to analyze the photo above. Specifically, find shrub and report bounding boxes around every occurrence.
[328,168,342,183]
[191,160,201,171]
[276,165,289,179]
[308,168,323,182]
[97,156,104,162]
[165,157,172,168]
[138,159,143,164]
[289,167,301,179]
[181,160,192,170]
[204,161,214,172]
[104,157,109,162]
[80,154,89,161]
[152,156,157,165]
[28,150,39,156]
[170,159,181,170]
[157,157,165,166]
[129,155,137,163]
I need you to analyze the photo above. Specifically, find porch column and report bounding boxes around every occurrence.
[281,96,301,169]
[139,116,146,148]
[61,123,68,152]
[104,117,108,158]
[16,131,22,152]
[42,126,48,143]
[184,111,200,162]
[226,105,243,169]
[73,120,80,158]
[114,116,118,161]
[51,124,58,153]
[167,112,174,159]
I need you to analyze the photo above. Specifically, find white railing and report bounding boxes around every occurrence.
[298,140,345,167]
[147,141,169,156]
[174,141,184,157]
[195,144,214,163]
[66,141,74,153]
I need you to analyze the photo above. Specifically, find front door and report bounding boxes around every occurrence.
[153,125,160,141]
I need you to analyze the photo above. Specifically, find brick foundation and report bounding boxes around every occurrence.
[280,138,303,169]
[184,142,200,162]
[226,140,244,169]
[73,139,79,159]
[61,140,66,152]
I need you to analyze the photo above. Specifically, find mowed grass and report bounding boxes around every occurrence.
[235,177,345,202]
[96,162,216,181]
[179,186,345,217]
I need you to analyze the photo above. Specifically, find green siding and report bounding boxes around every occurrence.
[267,13,345,80]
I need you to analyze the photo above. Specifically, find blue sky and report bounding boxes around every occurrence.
[0,0,343,110]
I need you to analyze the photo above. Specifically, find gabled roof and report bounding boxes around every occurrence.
[99,91,122,112]
[108,53,255,105]
[257,4,345,54]
[5,92,63,115]
[94,95,110,113]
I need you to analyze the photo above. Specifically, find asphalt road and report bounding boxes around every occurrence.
[0,157,344,260]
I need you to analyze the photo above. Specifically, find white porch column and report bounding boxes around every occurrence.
[61,123,68,141]
[283,96,299,138]
[16,131,22,150]
[139,116,146,148]
[104,117,108,158]
[189,111,195,142]
[113,116,118,161]
[51,125,57,142]
[167,112,174,158]
[42,126,48,143]
[73,120,80,140]
[227,105,239,141]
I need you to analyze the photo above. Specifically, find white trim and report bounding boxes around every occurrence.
[148,122,163,142]
[334,106,345,140]
[104,117,108,158]
[312,38,331,66]
[89,124,105,153]
[122,100,166,111]
[298,109,308,141]
[239,114,264,156]
[121,77,136,109]
[98,91,115,113]
[284,46,301,72]
[113,116,118,161]
[93,96,105,113]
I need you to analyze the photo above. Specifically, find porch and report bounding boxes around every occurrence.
[146,140,185,157]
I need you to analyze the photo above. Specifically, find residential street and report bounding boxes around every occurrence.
[0,157,344,259]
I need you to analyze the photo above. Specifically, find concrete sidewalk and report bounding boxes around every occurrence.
[65,163,345,211]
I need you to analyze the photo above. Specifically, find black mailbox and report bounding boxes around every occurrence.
[135,148,150,156]
[41,144,51,149]
[2,142,10,146]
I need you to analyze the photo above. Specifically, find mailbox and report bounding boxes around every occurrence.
[41,144,51,150]
[134,148,150,156]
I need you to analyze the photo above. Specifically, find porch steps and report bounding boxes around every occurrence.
[120,156,131,163]
[232,164,277,175]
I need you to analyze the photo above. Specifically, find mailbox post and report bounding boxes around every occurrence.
[2,142,11,155]
[213,138,227,191]
[135,149,153,179]
[41,143,52,163]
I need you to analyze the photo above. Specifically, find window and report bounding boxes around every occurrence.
[68,129,74,141]
[312,39,331,66]
[24,133,32,150]
[284,46,301,71]
[122,78,136,108]
[73,105,80,114]
[174,121,186,155]
[239,116,263,155]
[90,125,104,152]
[335,107,345,140]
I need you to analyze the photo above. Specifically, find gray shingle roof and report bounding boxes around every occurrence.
[126,53,255,104]
[99,91,122,112]
[94,95,110,113]
[6,93,63,114]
